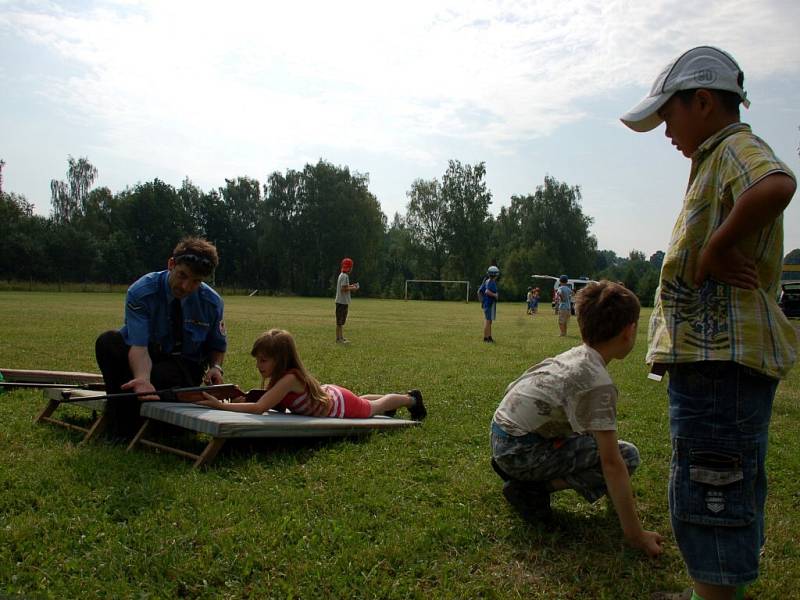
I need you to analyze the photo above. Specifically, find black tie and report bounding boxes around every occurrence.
[171,298,183,354]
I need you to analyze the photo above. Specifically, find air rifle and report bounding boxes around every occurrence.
[56,383,265,404]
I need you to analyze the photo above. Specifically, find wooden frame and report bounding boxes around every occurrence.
[127,420,227,468]
[125,402,420,468]
[36,388,109,445]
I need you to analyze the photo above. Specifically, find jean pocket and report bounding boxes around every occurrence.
[671,438,756,527]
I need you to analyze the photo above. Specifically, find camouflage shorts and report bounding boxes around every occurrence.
[491,422,640,503]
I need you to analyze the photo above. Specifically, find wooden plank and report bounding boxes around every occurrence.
[80,412,109,445]
[127,420,150,452]
[1,368,104,386]
[36,388,107,444]
[38,416,91,435]
[193,438,226,468]
[126,419,227,467]
[137,439,202,462]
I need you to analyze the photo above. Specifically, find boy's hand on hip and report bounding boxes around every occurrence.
[695,244,758,289]
[626,529,664,558]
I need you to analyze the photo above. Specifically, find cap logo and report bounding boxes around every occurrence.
[694,68,717,85]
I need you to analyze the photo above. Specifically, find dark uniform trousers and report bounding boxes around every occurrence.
[95,330,206,436]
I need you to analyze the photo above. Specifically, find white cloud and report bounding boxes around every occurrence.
[2,0,799,255]
[8,0,796,157]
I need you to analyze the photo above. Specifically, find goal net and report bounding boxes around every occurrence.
[404,279,471,302]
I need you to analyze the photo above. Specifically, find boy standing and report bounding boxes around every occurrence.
[480,265,500,342]
[555,275,573,336]
[335,257,358,344]
[490,281,663,558]
[621,46,797,600]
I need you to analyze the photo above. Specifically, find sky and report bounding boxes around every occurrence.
[2,0,799,258]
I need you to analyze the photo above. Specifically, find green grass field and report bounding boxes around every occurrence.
[1,292,798,598]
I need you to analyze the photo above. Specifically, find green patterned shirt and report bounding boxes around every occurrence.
[647,123,798,378]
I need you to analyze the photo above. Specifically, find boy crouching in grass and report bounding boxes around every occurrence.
[490,280,664,558]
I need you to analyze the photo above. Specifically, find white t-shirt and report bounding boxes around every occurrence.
[335,272,351,305]
[492,344,617,438]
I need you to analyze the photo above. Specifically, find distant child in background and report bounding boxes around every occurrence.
[198,329,427,421]
[622,46,797,600]
[479,265,500,342]
[526,287,534,315]
[531,287,540,314]
[335,257,359,344]
[555,275,572,336]
[490,281,663,558]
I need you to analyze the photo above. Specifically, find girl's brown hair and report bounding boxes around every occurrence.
[250,329,329,408]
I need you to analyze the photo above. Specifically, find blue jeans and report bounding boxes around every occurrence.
[667,361,777,586]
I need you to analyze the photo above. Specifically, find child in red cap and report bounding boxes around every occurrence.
[335,257,359,343]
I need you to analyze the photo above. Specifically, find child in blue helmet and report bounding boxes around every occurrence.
[479,265,500,342]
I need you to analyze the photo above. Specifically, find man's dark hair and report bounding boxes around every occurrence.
[172,237,218,277]
[575,280,640,345]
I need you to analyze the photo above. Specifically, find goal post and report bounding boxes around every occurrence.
[404,279,471,302]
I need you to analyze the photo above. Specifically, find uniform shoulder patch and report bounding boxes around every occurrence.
[126,301,145,312]
[219,320,227,336]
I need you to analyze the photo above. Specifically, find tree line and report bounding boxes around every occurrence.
[0,156,666,304]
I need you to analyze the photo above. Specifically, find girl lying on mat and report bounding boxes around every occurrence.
[196,329,426,421]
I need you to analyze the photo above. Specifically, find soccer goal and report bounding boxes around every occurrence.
[404,279,471,302]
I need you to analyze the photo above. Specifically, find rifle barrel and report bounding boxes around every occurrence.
[57,383,242,404]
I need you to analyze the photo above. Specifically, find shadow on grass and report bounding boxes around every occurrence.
[477,478,676,595]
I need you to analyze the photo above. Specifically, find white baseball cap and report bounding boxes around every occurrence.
[620,46,750,132]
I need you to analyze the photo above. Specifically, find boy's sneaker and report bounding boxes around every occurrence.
[502,480,551,523]
[407,389,426,421]
[650,591,692,600]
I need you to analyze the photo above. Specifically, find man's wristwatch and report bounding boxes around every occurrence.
[210,363,224,375]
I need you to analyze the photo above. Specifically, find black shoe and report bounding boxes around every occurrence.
[488,336,495,343]
[502,480,551,523]
[407,389,426,421]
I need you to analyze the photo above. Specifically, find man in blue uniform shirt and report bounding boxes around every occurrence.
[95,237,227,436]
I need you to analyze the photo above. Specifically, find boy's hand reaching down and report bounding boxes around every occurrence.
[626,529,665,558]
